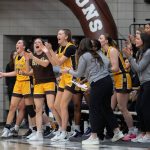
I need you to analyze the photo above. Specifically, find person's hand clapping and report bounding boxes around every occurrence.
[18,70,26,75]
[123,47,132,58]
[26,50,34,59]
[45,42,52,50]
[40,43,49,54]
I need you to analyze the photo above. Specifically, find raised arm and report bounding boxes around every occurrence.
[123,47,150,72]
[41,44,57,66]
[27,50,49,67]
[128,50,150,72]
[44,43,76,66]
[62,55,87,78]
[49,49,67,66]
[0,71,16,78]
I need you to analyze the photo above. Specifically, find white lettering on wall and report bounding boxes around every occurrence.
[75,0,103,32]
[75,0,89,7]
[82,4,99,21]
[89,19,103,32]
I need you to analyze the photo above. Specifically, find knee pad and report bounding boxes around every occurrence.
[26,105,36,118]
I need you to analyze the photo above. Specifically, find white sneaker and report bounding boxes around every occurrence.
[131,134,144,142]
[1,128,5,133]
[26,131,36,139]
[28,132,43,141]
[1,128,11,138]
[111,131,124,142]
[57,132,68,142]
[138,135,150,143]
[82,136,100,145]
[51,131,61,142]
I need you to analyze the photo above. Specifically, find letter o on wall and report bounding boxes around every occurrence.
[60,0,118,39]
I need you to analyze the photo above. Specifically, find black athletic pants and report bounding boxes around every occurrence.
[136,81,150,132]
[89,75,118,134]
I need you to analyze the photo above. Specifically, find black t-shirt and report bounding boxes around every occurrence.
[58,45,76,69]
[31,52,56,84]
[64,45,76,58]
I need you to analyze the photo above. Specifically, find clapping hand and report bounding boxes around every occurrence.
[45,42,52,50]
[123,47,132,58]
[18,70,26,75]
[26,50,34,59]
[40,43,49,54]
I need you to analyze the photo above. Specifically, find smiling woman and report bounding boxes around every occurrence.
[0,39,36,138]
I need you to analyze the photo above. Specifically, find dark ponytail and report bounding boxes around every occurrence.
[90,49,104,66]
[77,38,103,66]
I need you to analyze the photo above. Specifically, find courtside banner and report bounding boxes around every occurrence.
[60,0,118,39]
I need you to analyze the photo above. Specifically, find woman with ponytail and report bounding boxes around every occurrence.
[62,38,124,145]
[99,34,135,141]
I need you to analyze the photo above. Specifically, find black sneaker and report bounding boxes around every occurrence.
[83,127,91,137]
[22,129,32,138]
[82,127,92,140]
[43,127,53,138]
[69,130,82,142]
[9,129,18,137]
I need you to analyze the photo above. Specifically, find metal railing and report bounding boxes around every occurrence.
[115,38,126,51]
[129,23,146,35]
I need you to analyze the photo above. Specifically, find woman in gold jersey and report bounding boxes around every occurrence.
[0,40,36,138]
[42,29,76,141]
[99,34,136,141]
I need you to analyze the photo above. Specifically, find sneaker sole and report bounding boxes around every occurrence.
[58,139,68,142]
[112,134,124,142]
[82,142,100,145]
[27,138,43,141]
